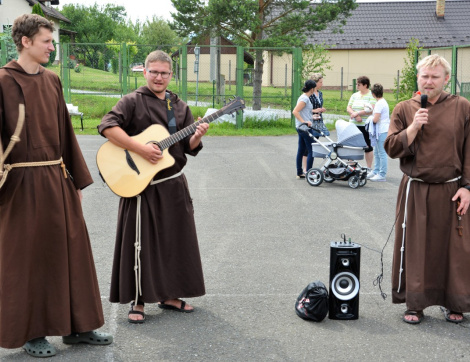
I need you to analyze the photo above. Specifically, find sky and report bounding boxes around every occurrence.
[57,0,435,24]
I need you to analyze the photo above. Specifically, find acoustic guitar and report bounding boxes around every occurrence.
[96,97,245,197]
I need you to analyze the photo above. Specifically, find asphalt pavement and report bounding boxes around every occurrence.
[1,133,468,361]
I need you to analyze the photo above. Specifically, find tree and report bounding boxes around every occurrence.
[141,16,181,54]
[301,43,333,80]
[60,4,126,44]
[0,26,18,63]
[171,0,356,109]
[32,3,45,17]
[394,38,422,101]
[60,4,128,70]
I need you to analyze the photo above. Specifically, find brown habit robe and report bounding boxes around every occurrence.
[0,61,104,348]
[98,87,205,304]
[384,92,470,312]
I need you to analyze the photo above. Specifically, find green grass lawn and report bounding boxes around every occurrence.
[55,65,399,136]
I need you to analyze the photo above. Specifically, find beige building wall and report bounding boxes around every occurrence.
[0,0,62,62]
[260,49,408,90]
[319,49,407,90]
[0,0,31,29]
[456,47,470,86]
[262,51,293,87]
[186,53,238,83]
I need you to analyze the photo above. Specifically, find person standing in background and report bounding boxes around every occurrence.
[367,83,390,182]
[347,76,376,169]
[293,80,316,179]
[300,73,329,173]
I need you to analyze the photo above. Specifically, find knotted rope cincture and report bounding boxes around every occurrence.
[397,175,461,293]
[0,104,25,189]
[132,170,184,305]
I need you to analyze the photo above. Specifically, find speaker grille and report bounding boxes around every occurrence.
[331,271,360,301]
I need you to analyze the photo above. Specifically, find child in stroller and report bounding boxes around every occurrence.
[298,119,369,188]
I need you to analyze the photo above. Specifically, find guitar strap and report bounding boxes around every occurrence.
[165,92,177,135]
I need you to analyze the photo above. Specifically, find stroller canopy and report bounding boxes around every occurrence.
[335,120,367,147]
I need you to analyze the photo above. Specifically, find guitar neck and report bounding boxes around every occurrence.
[157,109,226,150]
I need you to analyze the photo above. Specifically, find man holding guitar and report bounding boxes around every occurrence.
[98,50,209,323]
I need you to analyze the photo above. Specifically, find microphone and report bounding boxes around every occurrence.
[420,94,428,130]
[421,94,428,109]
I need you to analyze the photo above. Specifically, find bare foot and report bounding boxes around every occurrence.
[404,314,419,322]
[129,304,144,322]
[161,299,194,312]
[448,313,463,322]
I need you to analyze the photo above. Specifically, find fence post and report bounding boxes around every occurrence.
[291,47,302,126]
[181,45,188,102]
[236,45,244,129]
[396,70,400,101]
[414,49,419,92]
[62,43,71,104]
[0,40,6,67]
[451,45,457,95]
[122,43,128,96]
[352,78,356,93]
[340,67,343,100]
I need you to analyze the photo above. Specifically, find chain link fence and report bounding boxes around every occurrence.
[417,45,470,100]
[3,39,469,130]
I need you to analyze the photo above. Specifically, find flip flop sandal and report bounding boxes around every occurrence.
[402,310,424,324]
[23,337,57,358]
[128,301,146,324]
[158,300,194,313]
[62,331,113,345]
[441,307,464,324]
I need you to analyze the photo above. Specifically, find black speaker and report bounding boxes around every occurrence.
[328,240,361,320]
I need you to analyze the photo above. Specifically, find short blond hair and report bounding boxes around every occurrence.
[310,73,323,82]
[145,50,172,71]
[416,54,451,76]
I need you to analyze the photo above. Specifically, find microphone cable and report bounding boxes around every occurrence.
[373,99,425,300]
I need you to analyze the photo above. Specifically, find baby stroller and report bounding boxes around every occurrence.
[299,119,368,189]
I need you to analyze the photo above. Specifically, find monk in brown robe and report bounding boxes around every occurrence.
[98,50,208,323]
[0,14,112,357]
[385,54,470,324]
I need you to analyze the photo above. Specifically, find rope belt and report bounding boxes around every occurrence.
[397,175,461,293]
[133,170,184,305]
[0,157,67,190]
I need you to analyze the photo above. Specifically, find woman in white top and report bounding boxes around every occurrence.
[367,83,390,181]
[292,80,316,178]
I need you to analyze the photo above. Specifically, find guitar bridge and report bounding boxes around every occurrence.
[124,149,140,175]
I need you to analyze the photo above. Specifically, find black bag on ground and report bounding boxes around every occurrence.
[295,281,329,322]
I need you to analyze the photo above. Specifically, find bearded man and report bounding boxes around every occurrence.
[384,54,470,324]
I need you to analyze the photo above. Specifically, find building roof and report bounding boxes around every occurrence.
[26,0,71,24]
[308,0,470,50]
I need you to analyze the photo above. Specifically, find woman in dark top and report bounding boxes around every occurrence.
[301,73,328,173]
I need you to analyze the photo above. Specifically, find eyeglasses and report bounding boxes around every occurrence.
[146,70,171,79]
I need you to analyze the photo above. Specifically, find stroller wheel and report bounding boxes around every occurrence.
[348,175,360,189]
[306,168,324,186]
[323,169,335,183]
[359,177,367,187]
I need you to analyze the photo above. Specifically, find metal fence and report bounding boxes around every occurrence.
[417,45,470,100]
[0,41,302,129]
